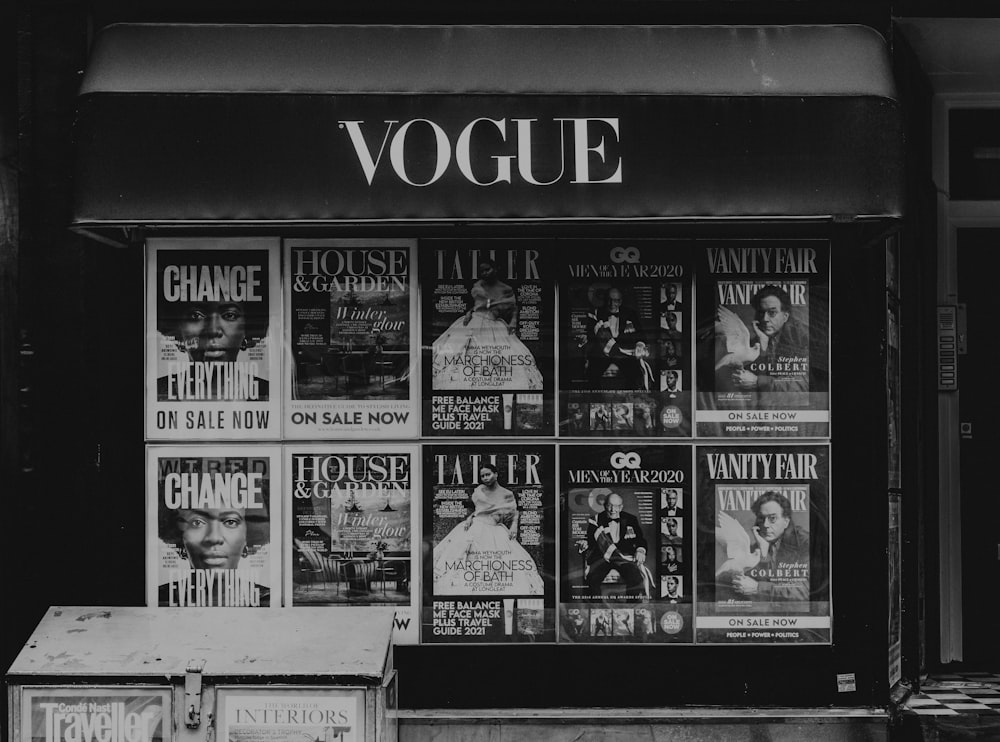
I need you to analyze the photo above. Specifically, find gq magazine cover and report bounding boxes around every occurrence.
[695,241,830,437]
[560,445,693,643]
[695,444,831,643]
[423,444,556,642]
[146,445,281,608]
[284,240,418,439]
[145,239,282,440]
[284,444,419,644]
[217,689,365,742]
[21,688,171,742]
[420,241,555,436]
[559,241,692,437]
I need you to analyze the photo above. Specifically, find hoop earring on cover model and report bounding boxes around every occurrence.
[240,338,248,351]
[242,545,249,558]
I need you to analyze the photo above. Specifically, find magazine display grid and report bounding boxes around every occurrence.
[142,238,832,647]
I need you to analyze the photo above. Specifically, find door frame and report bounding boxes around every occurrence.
[933,93,1000,663]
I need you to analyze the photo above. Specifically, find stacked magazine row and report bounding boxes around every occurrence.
[147,237,830,441]
[147,442,831,645]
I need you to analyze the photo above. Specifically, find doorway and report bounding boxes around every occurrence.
[956,227,1000,666]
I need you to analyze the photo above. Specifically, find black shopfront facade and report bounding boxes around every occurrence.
[18,21,909,729]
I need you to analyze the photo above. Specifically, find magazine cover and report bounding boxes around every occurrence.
[423,445,556,642]
[285,240,418,439]
[695,241,830,437]
[421,241,555,436]
[285,445,419,644]
[217,689,365,742]
[559,241,692,438]
[145,239,282,440]
[146,445,281,608]
[695,444,831,643]
[21,688,170,742]
[560,445,693,643]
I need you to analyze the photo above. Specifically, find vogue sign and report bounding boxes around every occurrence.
[338,117,623,187]
[74,93,902,222]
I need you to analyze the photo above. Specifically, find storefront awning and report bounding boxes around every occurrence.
[72,24,903,233]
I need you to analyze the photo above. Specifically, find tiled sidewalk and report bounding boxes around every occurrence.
[903,673,1000,716]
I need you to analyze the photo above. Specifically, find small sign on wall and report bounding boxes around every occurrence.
[937,305,958,391]
[837,672,857,693]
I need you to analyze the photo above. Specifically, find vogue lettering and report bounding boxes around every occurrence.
[339,117,623,187]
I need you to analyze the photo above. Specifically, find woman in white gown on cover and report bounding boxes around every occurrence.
[433,463,544,595]
[432,258,543,390]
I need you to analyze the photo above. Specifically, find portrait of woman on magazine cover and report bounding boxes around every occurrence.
[433,462,544,595]
[157,499,272,607]
[431,257,543,390]
[155,256,271,401]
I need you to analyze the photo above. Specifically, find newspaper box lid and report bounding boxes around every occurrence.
[6,606,395,684]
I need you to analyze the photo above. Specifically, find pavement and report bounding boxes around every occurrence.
[903,672,1000,716]
[894,671,1000,741]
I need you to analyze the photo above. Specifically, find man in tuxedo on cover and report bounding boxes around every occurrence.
[585,490,648,597]
[585,287,645,388]
[660,282,684,313]
[662,488,684,517]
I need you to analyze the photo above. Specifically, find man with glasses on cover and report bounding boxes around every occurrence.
[730,284,809,396]
[731,491,810,602]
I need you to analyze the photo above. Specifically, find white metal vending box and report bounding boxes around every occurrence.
[6,607,397,742]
